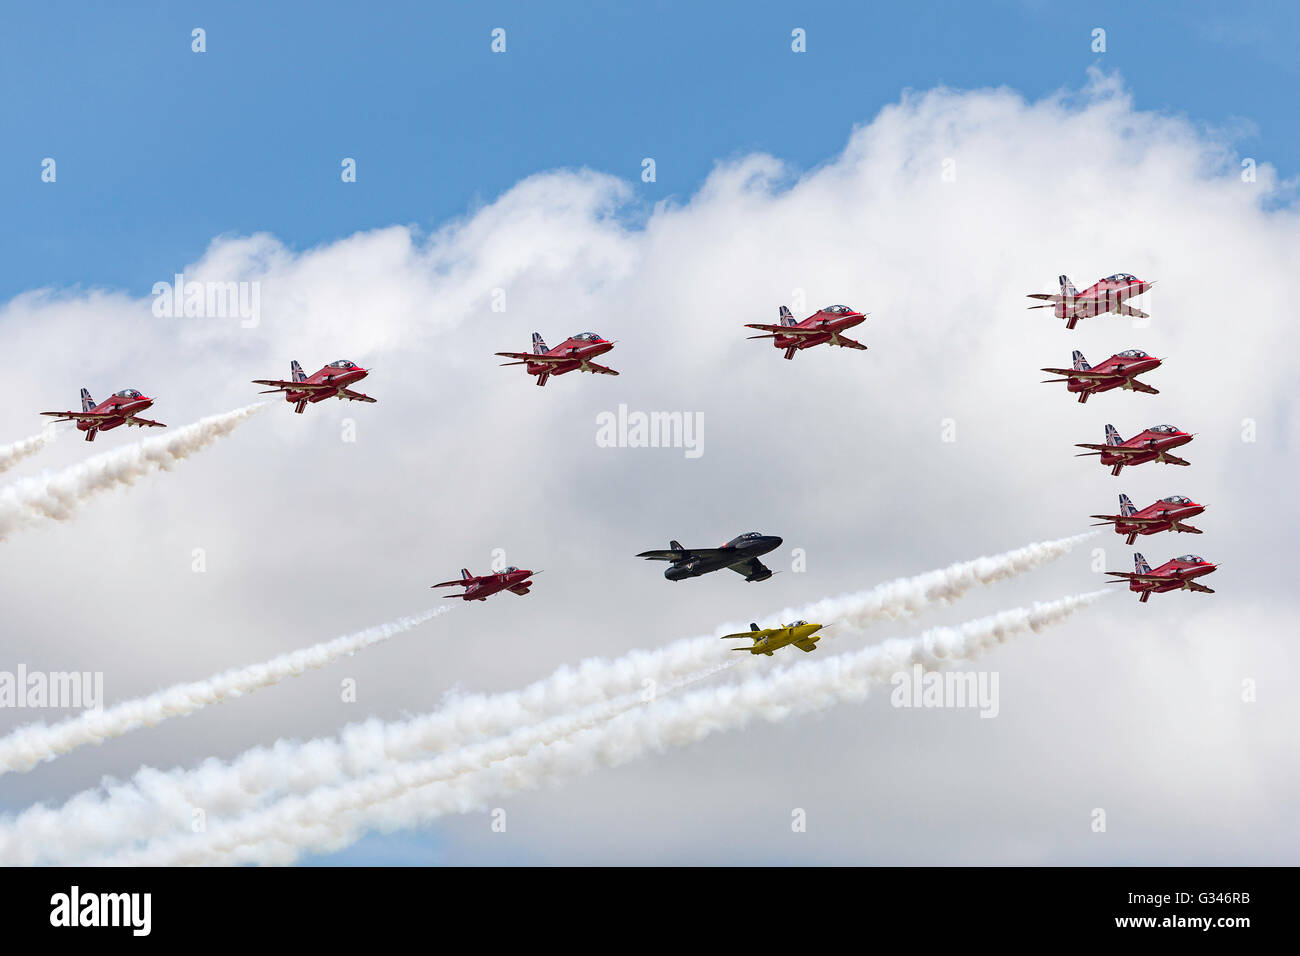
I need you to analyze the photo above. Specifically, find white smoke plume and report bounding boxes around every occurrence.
[106,592,1106,866]
[0,607,449,776]
[0,404,264,541]
[0,533,1089,864]
[0,430,53,475]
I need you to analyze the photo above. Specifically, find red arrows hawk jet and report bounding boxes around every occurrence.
[1041,349,1162,403]
[1027,273,1154,330]
[1091,493,1206,545]
[40,388,166,442]
[745,304,868,360]
[252,359,376,413]
[495,332,618,386]
[1075,424,1193,476]
[1105,552,1217,603]
[431,566,539,601]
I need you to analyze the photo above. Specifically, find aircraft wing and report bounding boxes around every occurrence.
[1128,380,1159,395]
[1075,444,1150,457]
[1160,453,1191,467]
[727,557,773,581]
[430,579,473,589]
[1105,572,1169,583]
[828,334,868,350]
[1117,303,1149,318]
[792,640,818,652]
[495,352,570,364]
[39,410,119,422]
[338,388,377,404]
[1090,514,1167,524]
[638,547,703,561]
[1040,367,1112,379]
[720,630,763,642]
[1026,293,1066,302]
[744,323,825,338]
[252,379,335,393]
[1185,581,1215,594]
[125,416,166,428]
[580,361,619,376]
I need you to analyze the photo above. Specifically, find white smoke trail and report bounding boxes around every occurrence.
[0,430,53,474]
[0,608,449,776]
[0,404,264,540]
[108,592,1106,866]
[0,533,1090,864]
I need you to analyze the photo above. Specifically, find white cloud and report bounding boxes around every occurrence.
[0,70,1295,864]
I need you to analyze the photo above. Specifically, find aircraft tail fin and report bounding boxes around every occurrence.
[80,388,94,412]
[750,623,760,631]
[1105,424,1123,446]
[669,539,684,551]
[779,306,797,327]
[532,332,549,355]
[1060,274,1079,298]
[1119,493,1138,517]
[1134,552,1152,575]
[1072,349,1090,371]
[291,360,307,383]
[461,568,472,580]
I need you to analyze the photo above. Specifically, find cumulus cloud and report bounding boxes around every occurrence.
[0,69,1295,864]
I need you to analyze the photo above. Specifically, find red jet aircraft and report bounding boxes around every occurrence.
[1105,552,1218,603]
[745,304,868,360]
[1091,493,1205,545]
[40,388,166,442]
[1041,349,1162,403]
[1075,423,1193,476]
[496,332,618,386]
[431,566,539,601]
[252,360,376,413]
[1027,273,1154,330]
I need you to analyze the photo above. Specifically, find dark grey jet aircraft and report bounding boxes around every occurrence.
[637,532,782,582]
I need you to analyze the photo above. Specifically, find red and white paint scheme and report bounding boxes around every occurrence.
[745,304,868,360]
[40,387,166,442]
[496,332,618,387]
[431,566,539,601]
[253,359,376,413]
[1075,423,1193,476]
[1041,349,1162,403]
[1027,273,1154,330]
[1091,493,1206,545]
[1105,552,1218,603]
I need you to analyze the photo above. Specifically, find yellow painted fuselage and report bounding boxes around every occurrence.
[724,622,826,656]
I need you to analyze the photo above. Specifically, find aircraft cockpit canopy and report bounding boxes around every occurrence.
[823,304,852,314]
[573,332,602,342]
[328,359,357,369]
[1117,349,1148,358]
[1176,554,1204,563]
[114,389,143,399]
[1149,424,1179,433]
[1104,273,1138,282]
[1161,495,1192,504]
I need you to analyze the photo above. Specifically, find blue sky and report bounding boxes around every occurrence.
[2,0,1296,301]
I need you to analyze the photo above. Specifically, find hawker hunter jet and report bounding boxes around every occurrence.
[1091,493,1206,545]
[495,332,618,386]
[637,532,782,582]
[1027,273,1154,330]
[253,360,376,413]
[722,620,827,656]
[745,304,867,360]
[430,566,538,601]
[40,388,166,442]
[1105,552,1218,603]
[1075,424,1193,476]
[1041,349,1162,403]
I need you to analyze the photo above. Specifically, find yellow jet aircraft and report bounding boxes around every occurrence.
[722,620,827,656]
